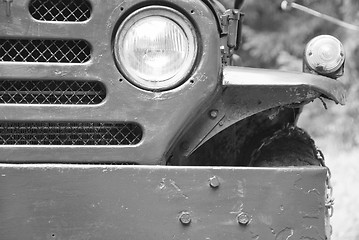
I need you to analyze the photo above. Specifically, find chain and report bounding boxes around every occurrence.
[316,149,335,218]
[316,148,334,240]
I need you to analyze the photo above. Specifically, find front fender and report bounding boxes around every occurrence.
[223,66,346,105]
[175,66,347,158]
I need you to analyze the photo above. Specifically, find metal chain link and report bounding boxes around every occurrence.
[316,149,335,218]
[316,148,334,240]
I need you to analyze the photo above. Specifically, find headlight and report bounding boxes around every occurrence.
[114,6,197,91]
[304,35,345,76]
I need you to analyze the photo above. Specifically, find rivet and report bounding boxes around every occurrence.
[209,176,220,188]
[237,212,250,225]
[209,110,218,119]
[179,211,191,225]
[218,121,224,126]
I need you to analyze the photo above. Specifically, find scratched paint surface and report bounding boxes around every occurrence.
[0,0,220,164]
[0,164,326,240]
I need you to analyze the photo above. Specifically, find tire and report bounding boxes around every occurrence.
[249,125,321,167]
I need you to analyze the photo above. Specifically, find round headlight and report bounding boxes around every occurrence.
[114,6,197,91]
[304,35,345,75]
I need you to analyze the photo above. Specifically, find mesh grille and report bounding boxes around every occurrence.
[0,122,142,145]
[29,0,92,22]
[0,39,91,63]
[0,80,105,104]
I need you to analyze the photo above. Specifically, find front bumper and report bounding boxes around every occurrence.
[0,164,326,240]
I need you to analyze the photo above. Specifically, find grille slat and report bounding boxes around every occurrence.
[0,122,142,145]
[0,80,106,104]
[29,0,92,22]
[0,39,91,63]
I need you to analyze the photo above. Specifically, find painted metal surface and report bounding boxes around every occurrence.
[223,66,347,105]
[0,0,221,163]
[0,164,326,240]
[0,0,346,166]
[175,64,347,157]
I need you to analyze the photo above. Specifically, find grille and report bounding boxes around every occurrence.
[0,39,91,63]
[29,0,92,22]
[0,80,106,104]
[0,122,142,145]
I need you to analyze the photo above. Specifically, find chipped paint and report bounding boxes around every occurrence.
[156,177,189,200]
[222,66,346,105]
[275,227,294,240]
[0,165,327,239]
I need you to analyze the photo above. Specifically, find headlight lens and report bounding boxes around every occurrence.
[304,35,345,75]
[115,7,197,91]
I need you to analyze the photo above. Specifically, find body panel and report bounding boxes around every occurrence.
[223,66,346,105]
[0,0,221,164]
[171,66,346,157]
[0,164,326,240]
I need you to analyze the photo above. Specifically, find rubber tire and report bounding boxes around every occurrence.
[249,125,321,167]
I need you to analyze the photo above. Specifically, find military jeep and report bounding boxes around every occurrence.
[0,0,345,239]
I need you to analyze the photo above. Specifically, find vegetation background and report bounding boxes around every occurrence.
[222,0,359,239]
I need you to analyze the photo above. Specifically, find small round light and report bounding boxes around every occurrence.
[304,35,345,75]
[114,7,197,91]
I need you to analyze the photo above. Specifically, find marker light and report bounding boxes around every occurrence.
[114,6,197,91]
[304,35,345,75]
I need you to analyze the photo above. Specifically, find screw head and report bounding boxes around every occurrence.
[209,110,218,119]
[179,212,191,225]
[237,212,250,225]
[209,176,220,188]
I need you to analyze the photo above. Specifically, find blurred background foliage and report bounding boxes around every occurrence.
[222,0,359,149]
[220,1,359,239]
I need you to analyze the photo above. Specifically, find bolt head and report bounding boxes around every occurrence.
[179,212,191,225]
[209,110,218,119]
[209,176,220,188]
[237,212,250,225]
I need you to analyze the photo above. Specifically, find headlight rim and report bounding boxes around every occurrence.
[114,5,198,91]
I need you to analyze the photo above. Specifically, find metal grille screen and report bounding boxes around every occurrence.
[0,39,91,63]
[0,80,106,104]
[0,122,142,145]
[29,0,92,22]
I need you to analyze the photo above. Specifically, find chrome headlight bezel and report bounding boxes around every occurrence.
[114,6,198,91]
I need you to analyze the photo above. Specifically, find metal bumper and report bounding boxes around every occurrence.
[0,164,326,240]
